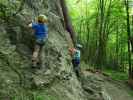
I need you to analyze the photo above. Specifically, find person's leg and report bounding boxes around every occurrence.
[72,59,79,77]
[32,44,41,66]
[74,60,81,78]
[32,38,44,62]
[32,37,47,67]
[38,45,43,65]
[37,38,46,65]
[75,64,80,77]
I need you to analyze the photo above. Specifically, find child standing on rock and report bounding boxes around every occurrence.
[69,44,82,77]
[28,14,48,67]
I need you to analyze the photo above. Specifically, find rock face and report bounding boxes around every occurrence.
[0,0,106,100]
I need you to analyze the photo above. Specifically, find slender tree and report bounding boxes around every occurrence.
[125,0,132,79]
[60,0,76,44]
[95,0,112,69]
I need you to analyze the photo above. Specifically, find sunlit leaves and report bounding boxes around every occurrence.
[67,0,129,67]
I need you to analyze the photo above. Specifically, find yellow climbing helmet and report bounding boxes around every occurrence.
[37,14,48,23]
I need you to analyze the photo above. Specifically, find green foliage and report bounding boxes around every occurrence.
[67,0,131,71]
[103,69,128,81]
[0,0,21,19]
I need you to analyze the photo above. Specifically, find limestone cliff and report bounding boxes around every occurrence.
[0,0,105,100]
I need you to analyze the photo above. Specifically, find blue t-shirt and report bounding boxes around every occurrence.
[32,23,48,39]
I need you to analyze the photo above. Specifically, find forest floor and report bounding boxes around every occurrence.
[103,80,133,100]
[84,70,133,100]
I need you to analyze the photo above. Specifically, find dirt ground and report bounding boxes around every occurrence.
[83,70,133,100]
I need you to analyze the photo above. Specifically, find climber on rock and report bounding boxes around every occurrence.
[28,14,48,67]
[69,44,82,77]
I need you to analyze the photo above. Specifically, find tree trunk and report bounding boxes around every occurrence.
[95,0,112,69]
[125,0,132,79]
[60,0,76,44]
[116,21,119,69]
[95,0,105,69]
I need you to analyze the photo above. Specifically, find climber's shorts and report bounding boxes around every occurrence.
[73,59,80,65]
[72,59,80,67]
[36,37,47,46]
[72,59,80,76]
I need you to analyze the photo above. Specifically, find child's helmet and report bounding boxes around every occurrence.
[76,44,82,49]
[37,14,48,23]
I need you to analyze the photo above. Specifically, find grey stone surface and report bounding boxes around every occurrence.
[0,0,105,100]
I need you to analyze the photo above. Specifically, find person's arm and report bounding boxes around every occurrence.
[69,48,75,56]
[28,23,32,27]
[28,22,37,35]
[28,20,34,28]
